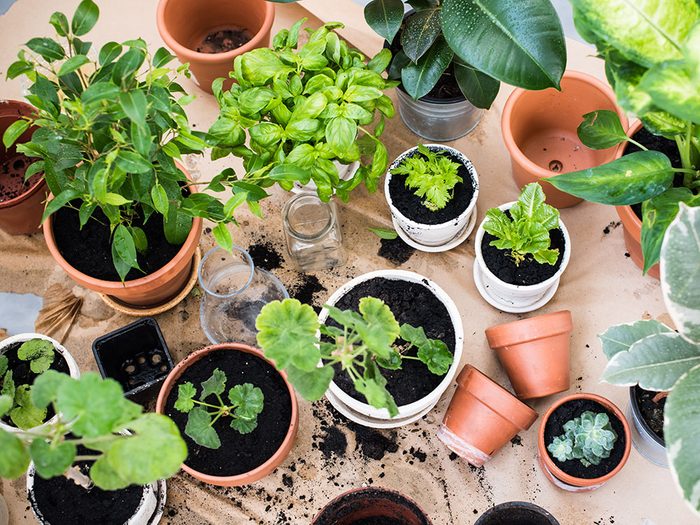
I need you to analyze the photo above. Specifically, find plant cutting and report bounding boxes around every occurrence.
[596,204,700,513]
[473,182,571,312]
[385,144,479,248]
[208,19,396,203]
[548,0,700,276]
[364,0,566,140]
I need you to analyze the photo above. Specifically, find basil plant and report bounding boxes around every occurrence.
[549,0,700,273]
[363,0,567,107]
[208,19,396,203]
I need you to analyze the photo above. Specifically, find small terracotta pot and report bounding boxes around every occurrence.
[0,100,47,235]
[156,0,275,94]
[485,310,572,399]
[502,70,628,208]
[537,393,631,492]
[155,343,298,487]
[43,165,202,307]
[437,365,538,467]
[312,487,431,525]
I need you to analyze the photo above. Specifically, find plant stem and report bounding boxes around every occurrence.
[191,399,223,410]
[74,455,102,461]
[626,137,648,151]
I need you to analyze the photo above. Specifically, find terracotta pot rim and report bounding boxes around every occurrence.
[155,342,298,484]
[485,310,573,348]
[156,0,275,64]
[538,392,632,486]
[501,70,629,180]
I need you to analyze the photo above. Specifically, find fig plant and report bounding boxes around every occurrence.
[548,411,618,467]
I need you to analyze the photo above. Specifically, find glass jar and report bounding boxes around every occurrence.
[283,193,345,272]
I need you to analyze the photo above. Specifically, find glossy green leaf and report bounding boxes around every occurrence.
[325,117,357,156]
[49,12,69,36]
[364,0,405,42]
[577,110,629,150]
[599,319,673,359]
[58,55,90,77]
[640,60,700,124]
[401,8,442,62]
[98,42,122,66]
[212,223,233,253]
[401,37,453,99]
[71,0,99,36]
[453,60,500,109]
[26,38,65,62]
[2,120,29,149]
[151,183,169,216]
[119,90,148,127]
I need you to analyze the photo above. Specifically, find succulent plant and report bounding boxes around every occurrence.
[548,410,618,467]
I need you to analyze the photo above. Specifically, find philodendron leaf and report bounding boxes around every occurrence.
[30,439,77,478]
[577,110,628,150]
[401,8,442,63]
[602,332,700,390]
[599,319,672,359]
[200,368,227,401]
[548,150,673,205]
[286,364,334,401]
[17,339,55,374]
[453,60,500,109]
[665,364,700,514]
[0,430,30,478]
[661,203,700,343]
[364,0,405,43]
[184,407,220,449]
[401,37,454,100]
[441,0,565,90]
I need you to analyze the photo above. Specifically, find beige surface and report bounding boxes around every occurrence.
[0,1,696,524]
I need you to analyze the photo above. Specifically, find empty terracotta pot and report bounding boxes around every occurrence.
[312,487,431,525]
[437,365,538,467]
[156,0,275,94]
[502,70,628,208]
[485,310,572,399]
[0,100,47,235]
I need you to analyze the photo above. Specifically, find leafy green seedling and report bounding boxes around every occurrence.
[483,182,560,266]
[174,368,264,449]
[256,297,453,417]
[547,411,618,467]
[390,145,463,211]
[17,339,55,374]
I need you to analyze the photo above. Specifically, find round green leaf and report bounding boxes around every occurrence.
[30,440,77,478]
[0,430,30,478]
[364,0,405,43]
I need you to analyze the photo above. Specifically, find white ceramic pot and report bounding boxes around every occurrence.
[292,160,360,194]
[473,202,571,313]
[319,269,464,423]
[385,145,479,247]
[0,333,80,433]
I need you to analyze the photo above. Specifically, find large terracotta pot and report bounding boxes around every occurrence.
[0,100,47,235]
[156,0,275,94]
[156,343,298,487]
[43,166,202,307]
[437,365,538,467]
[537,393,631,492]
[485,310,572,399]
[502,70,628,208]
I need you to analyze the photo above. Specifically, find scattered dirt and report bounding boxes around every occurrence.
[602,221,621,235]
[288,273,326,312]
[196,28,252,54]
[378,237,415,266]
[247,239,284,271]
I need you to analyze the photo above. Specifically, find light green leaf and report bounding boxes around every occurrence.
[286,364,334,401]
[31,370,70,409]
[229,383,264,418]
[640,60,700,124]
[10,385,47,429]
[599,319,673,359]
[17,339,55,374]
[369,227,398,240]
[151,184,169,216]
[0,395,11,418]
[174,382,196,413]
[212,223,233,253]
[230,416,257,434]
[325,117,357,157]
[355,297,400,360]
[30,440,76,478]
[3,120,30,149]
[58,55,89,77]
[0,430,30,478]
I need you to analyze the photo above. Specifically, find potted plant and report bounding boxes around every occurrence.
[501,70,629,208]
[475,502,560,525]
[0,371,186,525]
[207,20,396,204]
[596,204,700,513]
[0,100,48,235]
[537,392,631,492]
[485,310,573,399]
[0,333,79,433]
[156,343,299,486]
[548,0,700,277]
[256,269,463,427]
[438,365,538,467]
[384,144,479,249]
[363,0,566,140]
[4,0,250,308]
[312,487,431,525]
[473,182,571,313]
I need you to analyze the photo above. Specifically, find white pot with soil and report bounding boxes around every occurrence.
[320,269,464,428]
[385,145,479,249]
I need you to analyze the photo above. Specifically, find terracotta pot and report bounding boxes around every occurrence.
[155,343,298,486]
[437,365,538,467]
[502,70,628,208]
[0,100,47,235]
[43,165,202,307]
[485,310,572,399]
[156,0,275,94]
[312,487,431,525]
[537,393,631,491]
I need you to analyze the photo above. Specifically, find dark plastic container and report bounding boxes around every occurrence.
[92,318,174,399]
[476,502,560,525]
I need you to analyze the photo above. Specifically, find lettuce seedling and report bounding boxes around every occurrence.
[547,411,618,467]
[390,145,463,211]
[174,368,264,449]
[256,297,453,417]
[483,182,560,266]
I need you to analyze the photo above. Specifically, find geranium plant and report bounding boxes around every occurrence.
[208,19,396,202]
[548,411,618,467]
[255,297,453,417]
[548,0,700,273]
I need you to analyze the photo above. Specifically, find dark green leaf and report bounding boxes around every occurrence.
[112,48,145,83]
[112,224,139,281]
[81,82,120,105]
[71,0,99,36]
[153,47,176,68]
[401,37,453,99]
[26,38,65,62]
[164,207,193,244]
[401,8,442,62]
[578,110,629,150]
[185,406,220,449]
[98,42,122,66]
[364,0,405,43]
[2,120,30,149]
[42,189,80,223]
[454,60,500,109]
[119,90,148,127]
[200,369,227,401]
[49,12,70,36]
[58,55,90,77]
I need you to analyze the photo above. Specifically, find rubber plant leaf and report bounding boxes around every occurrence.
[401,8,442,63]
[453,60,500,109]
[401,37,453,100]
[364,0,405,43]
[598,319,673,359]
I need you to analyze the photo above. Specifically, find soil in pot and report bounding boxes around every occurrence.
[313,487,430,525]
[389,148,474,225]
[52,203,184,282]
[164,349,292,477]
[0,154,41,203]
[544,398,627,479]
[633,385,666,441]
[196,28,252,53]
[477,505,556,525]
[326,277,455,407]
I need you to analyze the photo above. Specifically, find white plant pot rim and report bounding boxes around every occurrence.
[319,269,464,420]
[0,333,80,434]
[474,202,571,291]
[384,144,480,230]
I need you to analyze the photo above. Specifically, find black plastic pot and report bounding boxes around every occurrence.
[92,318,174,400]
[475,502,560,525]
